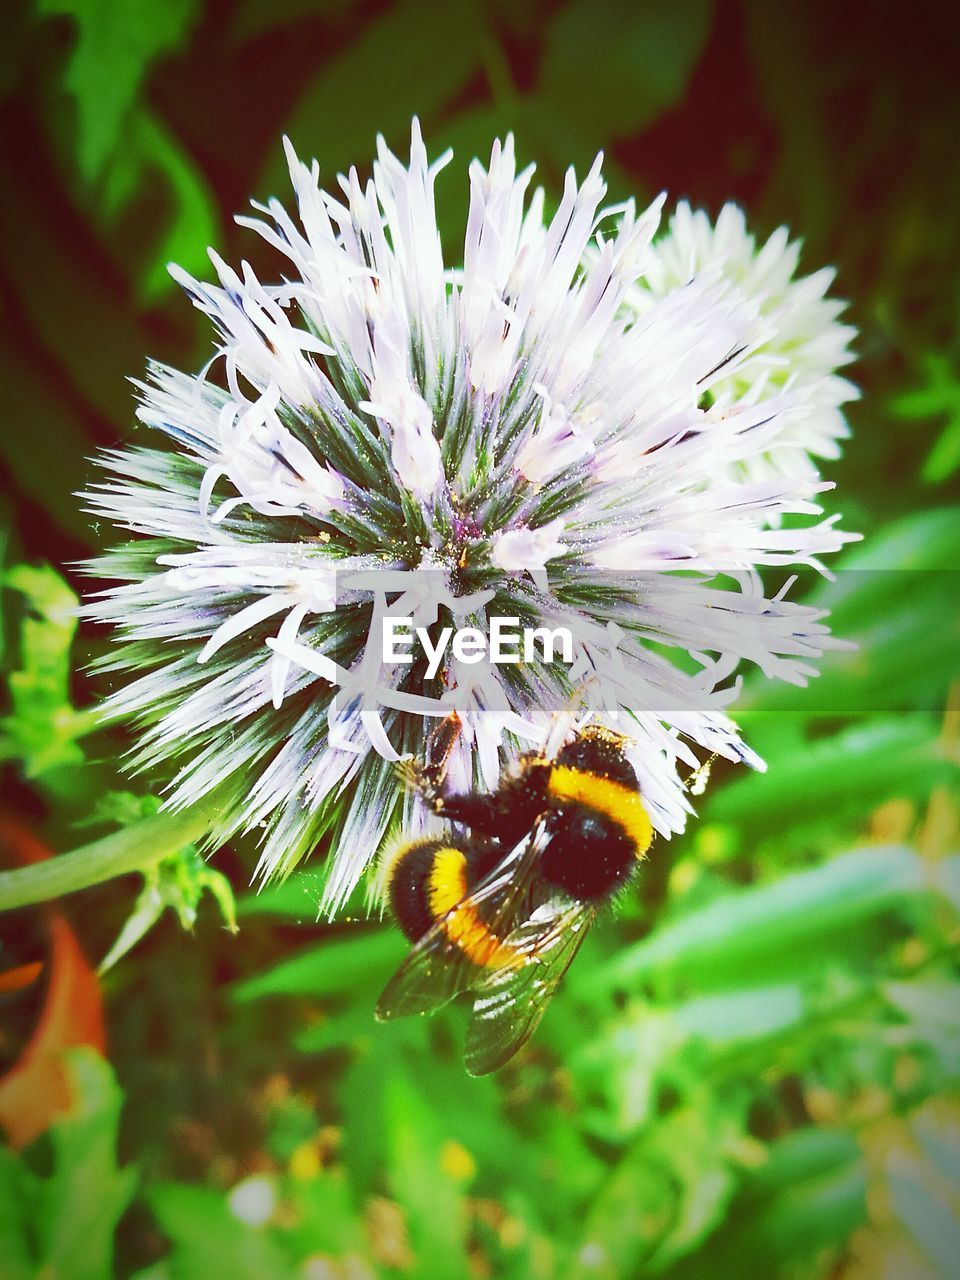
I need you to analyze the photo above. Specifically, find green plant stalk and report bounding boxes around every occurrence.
[0,793,226,913]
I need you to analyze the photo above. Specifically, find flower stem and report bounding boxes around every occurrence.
[0,795,225,913]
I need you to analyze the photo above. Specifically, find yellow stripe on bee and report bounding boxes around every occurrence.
[547,766,653,857]
[427,846,518,970]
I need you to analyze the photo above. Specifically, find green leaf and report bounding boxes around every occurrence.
[672,1141,866,1280]
[97,885,165,974]
[35,3,219,301]
[1,563,90,778]
[263,0,487,196]
[76,790,163,830]
[738,510,960,718]
[280,1171,368,1260]
[38,0,199,184]
[33,1051,138,1280]
[922,414,960,484]
[232,927,406,1002]
[825,506,960,573]
[99,841,237,974]
[890,353,960,484]
[293,1001,380,1055]
[704,717,951,832]
[0,786,231,912]
[237,867,328,920]
[127,111,222,303]
[571,1103,741,1277]
[665,1133,866,1280]
[510,95,639,214]
[588,846,924,994]
[128,1265,173,1280]
[0,1147,37,1280]
[380,1072,472,1278]
[891,355,960,421]
[539,0,714,138]
[672,984,805,1045]
[337,1021,500,1209]
[147,1183,294,1278]
[746,1129,862,1195]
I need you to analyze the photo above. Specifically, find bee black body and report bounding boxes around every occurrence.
[379,721,655,1073]
[388,836,501,943]
[387,725,652,943]
[539,804,637,903]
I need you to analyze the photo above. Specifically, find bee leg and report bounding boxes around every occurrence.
[395,711,464,806]
[435,791,546,850]
[395,756,443,805]
[393,771,500,830]
[433,791,507,835]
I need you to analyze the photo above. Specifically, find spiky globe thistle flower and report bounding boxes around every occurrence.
[84,122,856,914]
[628,201,859,482]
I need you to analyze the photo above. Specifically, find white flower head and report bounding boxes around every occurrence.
[84,122,857,915]
[629,200,859,479]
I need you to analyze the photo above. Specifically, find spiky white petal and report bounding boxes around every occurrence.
[491,521,568,576]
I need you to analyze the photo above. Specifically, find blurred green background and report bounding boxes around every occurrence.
[1,1,959,1277]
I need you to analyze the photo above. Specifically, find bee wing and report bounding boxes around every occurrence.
[463,900,596,1076]
[375,831,545,1021]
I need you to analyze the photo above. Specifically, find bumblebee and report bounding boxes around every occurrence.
[376,716,653,1074]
